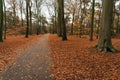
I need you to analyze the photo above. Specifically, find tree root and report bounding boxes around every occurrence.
[94,45,118,53]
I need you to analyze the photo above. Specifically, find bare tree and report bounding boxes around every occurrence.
[65,0,78,35]
[7,0,18,27]
[45,0,57,34]
[19,0,24,27]
[33,0,44,34]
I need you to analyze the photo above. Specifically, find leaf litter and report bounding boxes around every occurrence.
[49,34,120,80]
[0,35,41,72]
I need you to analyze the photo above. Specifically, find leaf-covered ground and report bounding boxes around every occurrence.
[0,34,120,79]
[49,34,120,80]
[0,34,54,80]
[0,35,41,72]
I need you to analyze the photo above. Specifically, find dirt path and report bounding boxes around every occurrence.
[0,34,54,80]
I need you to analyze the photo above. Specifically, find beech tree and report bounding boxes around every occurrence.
[96,0,117,52]
[3,0,7,39]
[25,0,29,38]
[34,0,44,35]
[19,0,24,27]
[90,0,95,41]
[29,1,32,35]
[0,0,3,42]
[46,0,57,34]
[61,0,67,41]
[57,0,67,40]
[7,0,17,27]
[65,0,78,35]
[57,0,62,37]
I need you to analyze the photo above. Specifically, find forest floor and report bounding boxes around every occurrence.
[49,34,120,80]
[0,34,54,80]
[0,35,41,72]
[0,34,120,80]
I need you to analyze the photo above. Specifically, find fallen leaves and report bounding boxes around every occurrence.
[49,34,120,80]
[0,35,41,72]
[0,34,120,79]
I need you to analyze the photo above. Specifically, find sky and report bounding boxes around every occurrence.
[43,0,102,21]
[5,0,101,19]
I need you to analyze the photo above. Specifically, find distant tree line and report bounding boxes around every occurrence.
[0,0,120,52]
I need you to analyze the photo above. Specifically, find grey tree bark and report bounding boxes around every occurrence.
[96,0,117,52]
[19,0,24,27]
[71,8,75,35]
[29,1,32,35]
[3,0,7,40]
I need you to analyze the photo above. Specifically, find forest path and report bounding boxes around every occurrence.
[0,34,54,80]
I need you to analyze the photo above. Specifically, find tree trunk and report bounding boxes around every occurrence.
[79,0,82,38]
[35,0,39,35]
[29,3,32,35]
[116,13,120,33]
[25,0,29,38]
[54,6,57,33]
[96,7,102,39]
[13,3,16,27]
[111,1,115,35]
[3,0,7,40]
[0,0,3,42]
[19,0,24,27]
[20,9,23,27]
[39,12,42,34]
[96,0,117,52]
[61,0,67,41]
[90,0,95,41]
[57,0,62,37]
[71,9,75,35]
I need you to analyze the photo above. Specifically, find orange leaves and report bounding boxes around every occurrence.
[0,60,5,72]
[0,35,41,72]
[49,34,120,80]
